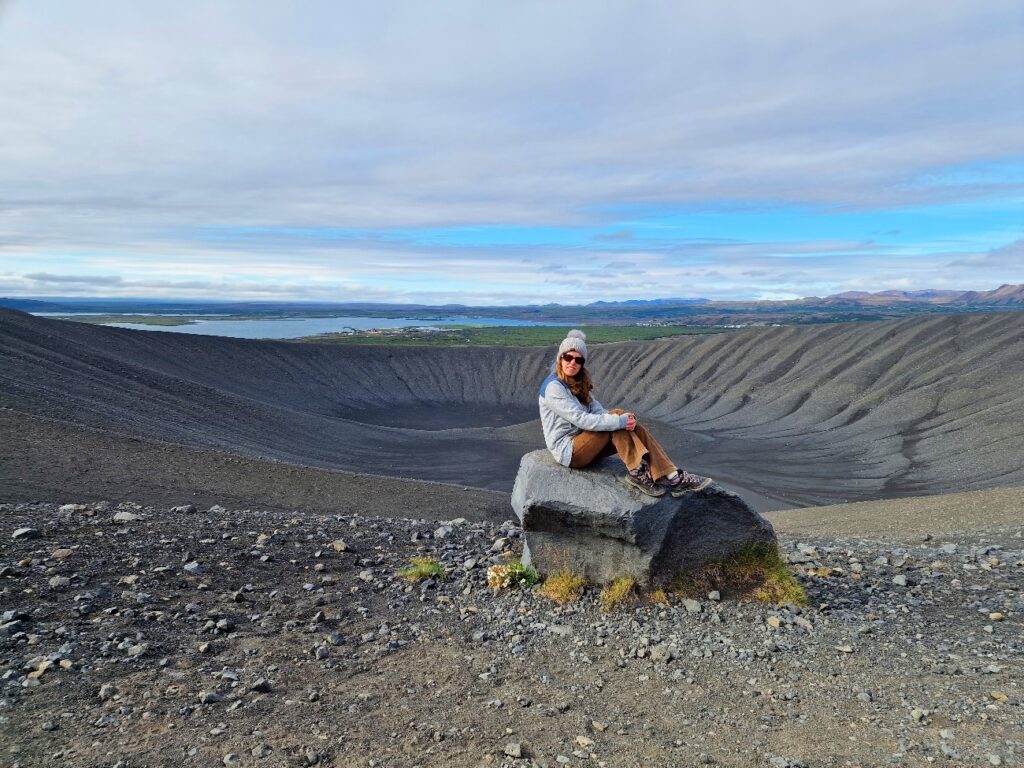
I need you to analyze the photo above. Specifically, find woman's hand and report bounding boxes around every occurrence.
[625,412,637,431]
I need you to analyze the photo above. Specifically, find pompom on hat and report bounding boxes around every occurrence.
[557,329,588,363]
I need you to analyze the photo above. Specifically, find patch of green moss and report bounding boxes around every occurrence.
[399,557,445,582]
[538,570,587,605]
[598,576,638,612]
[669,543,807,606]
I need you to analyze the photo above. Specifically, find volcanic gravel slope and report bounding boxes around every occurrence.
[1,309,1023,510]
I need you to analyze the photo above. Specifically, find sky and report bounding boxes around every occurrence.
[0,1,1022,305]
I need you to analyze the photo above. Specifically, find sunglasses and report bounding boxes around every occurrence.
[561,353,585,365]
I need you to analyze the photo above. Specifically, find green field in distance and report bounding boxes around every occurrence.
[298,324,738,346]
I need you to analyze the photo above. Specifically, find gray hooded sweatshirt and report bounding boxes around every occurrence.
[538,372,629,466]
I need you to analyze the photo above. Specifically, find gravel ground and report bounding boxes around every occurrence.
[2,501,1021,768]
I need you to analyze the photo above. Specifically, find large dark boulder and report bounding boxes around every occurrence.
[511,450,776,587]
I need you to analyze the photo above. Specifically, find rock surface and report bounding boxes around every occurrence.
[512,450,776,585]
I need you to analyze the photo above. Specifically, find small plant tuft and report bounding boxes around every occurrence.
[538,570,587,605]
[598,576,638,612]
[399,557,445,582]
[647,588,670,606]
[487,560,539,593]
[670,544,807,606]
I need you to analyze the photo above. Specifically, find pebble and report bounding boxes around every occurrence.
[113,511,141,522]
[183,561,204,576]
[650,643,673,663]
[503,742,523,758]
[223,754,242,766]
[12,527,39,540]
[98,683,118,701]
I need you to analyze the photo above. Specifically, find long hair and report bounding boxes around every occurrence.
[557,357,593,406]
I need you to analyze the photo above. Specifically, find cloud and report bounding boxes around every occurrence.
[946,239,1024,268]
[0,1,1021,302]
[24,272,124,285]
[596,229,635,243]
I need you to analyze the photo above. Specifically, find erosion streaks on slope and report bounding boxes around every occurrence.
[1,309,1021,509]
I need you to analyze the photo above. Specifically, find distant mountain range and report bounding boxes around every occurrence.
[795,284,1024,307]
[1,283,1021,325]
[587,298,711,307]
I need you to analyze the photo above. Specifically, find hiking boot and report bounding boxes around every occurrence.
[663,471,713,497]
[622,464,665,497]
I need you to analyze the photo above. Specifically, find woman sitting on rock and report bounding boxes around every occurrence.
[538,329,712,497]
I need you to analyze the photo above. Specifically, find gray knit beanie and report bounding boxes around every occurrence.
[557,329,588,363]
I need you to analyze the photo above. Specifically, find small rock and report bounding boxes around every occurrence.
[12,527,39,540]
[682,599,701,613]
[250,678,273,693]
[892,575,907,587]
[223,754,241,767]
[251,744,272,758]
[98,683,118,701]
[183,561,204,576]
[170,504,197,514]
[504,742,524,758]
[331,539,348,552]
[199,691,227,704]
[113,511,141,522]
[51,548,74,559]
[989,612,1004,621]
[650,644,673,663]
[707,590,721,601]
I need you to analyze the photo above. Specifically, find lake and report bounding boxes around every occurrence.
[103,316,563,339]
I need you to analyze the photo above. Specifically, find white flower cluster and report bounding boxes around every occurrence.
[486,562,536,593]
[486,564,514,592]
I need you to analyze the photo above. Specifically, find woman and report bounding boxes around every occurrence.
[538,329,712,497]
